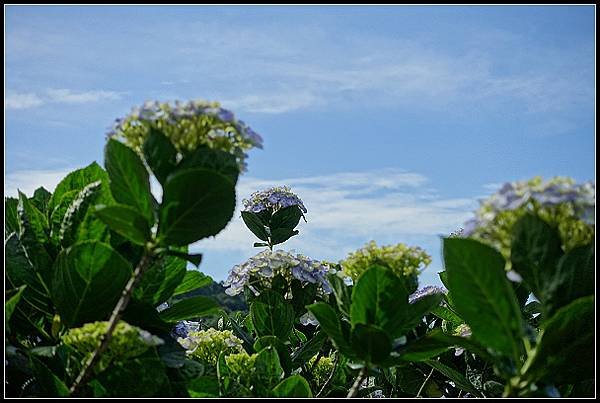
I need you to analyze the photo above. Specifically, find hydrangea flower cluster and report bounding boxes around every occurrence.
[225,351,257,389]
[177,328,244,366]
[107,99,263,172]
[309,354,345,390]
[408,285,447,304]
[223,250,332,297]
[340,241,432,284]
[62,321,164,371]
[462,176,595,257]
[242,186,307,214]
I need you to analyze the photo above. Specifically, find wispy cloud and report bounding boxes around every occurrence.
[5,92,44,109]
[194,169,476,259]
[46,89,122,104]
[5,89,123,109]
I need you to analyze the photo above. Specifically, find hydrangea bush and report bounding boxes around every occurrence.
[5,98,594,398]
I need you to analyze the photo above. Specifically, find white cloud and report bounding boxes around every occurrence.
[5,92,44,109]
[46,89,122,104]
[194,169,477,261]
[5,89,123,110]
[222,92,319,114]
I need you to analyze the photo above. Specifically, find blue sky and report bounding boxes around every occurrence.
[5,5,596,286]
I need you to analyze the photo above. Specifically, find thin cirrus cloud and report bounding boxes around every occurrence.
[193,169,477,256]
[5,88,123,110]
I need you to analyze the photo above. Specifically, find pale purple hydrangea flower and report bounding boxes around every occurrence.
[461,178,595,237]
[172,321,201,339]
[223,250,331,296]
[408,286,447,304]
[242,186,307,214]
[106,99,263,171]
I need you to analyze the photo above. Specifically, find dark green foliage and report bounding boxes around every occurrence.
[443,238,524,360]
[158,168,236,246]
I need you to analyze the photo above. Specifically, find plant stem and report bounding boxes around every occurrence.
[416,367,435,398]
[347,366,368,398]
[69,251,154,396]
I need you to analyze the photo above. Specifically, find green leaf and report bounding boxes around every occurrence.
[172,270,212,296]
[59,181,103,247]
[290,331,327,367]
[270,205,302,231]
[511,214,564,313]
[544,244,594,316]
[5,285,26,331]
[31,187,52,215]
[159,295,219,322]
[254,336,292,375]
[178,146,239,185]
[351,324,392,364]
[391,329,495,364]
[250,290,294,339]
[443,237,524,359]
[223,312,255,354]
[30,356,70,397]
[241,211,269,241]
[404,293,444,331]
[187,375,220,398]
[133,255,187,305]
[272,375,313,397]
[5,234,52,315]
[425,359,482,397]
[47,161,110,215]
[5,197,19,236]
[158,168,236,246]
[95,352,169,397]
[94,204,151,245]
[350,265,410,338]
[164,249,203,267]
[254,346,284,389]
[431,305,463,325]
[290,279,317,317]
[521,296,594,384]
[142,127,178,184]
[105,138,154,224]
[307,302,354,357]
[122,299,172,334]
[327,273,352,317]
[254,242,269,247]
[17,191,52,281]
[270,227,299,245]
[51,240,132,327]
